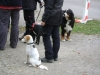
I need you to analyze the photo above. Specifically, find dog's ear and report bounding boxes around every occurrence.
[26,35,30,42]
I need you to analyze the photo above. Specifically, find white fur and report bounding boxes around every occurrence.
[64,12,72,32]
[64,12,69,20]
[64,20,72,32]
[21,35,48,70]
[66,38,72,41]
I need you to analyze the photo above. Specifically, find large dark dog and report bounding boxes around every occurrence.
[32,23,43,45]
[19,23,43,45]
[61,9,75,41]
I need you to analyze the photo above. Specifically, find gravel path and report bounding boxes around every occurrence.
[0,34,100,75]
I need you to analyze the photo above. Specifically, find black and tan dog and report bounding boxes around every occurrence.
[61,9,75,41]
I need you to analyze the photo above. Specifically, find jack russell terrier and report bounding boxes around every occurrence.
[21,35,48,70]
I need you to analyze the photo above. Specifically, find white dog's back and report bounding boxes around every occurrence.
[26,45,39,59]
[26,45,48,70]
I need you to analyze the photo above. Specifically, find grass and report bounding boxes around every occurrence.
[72,20,100,35]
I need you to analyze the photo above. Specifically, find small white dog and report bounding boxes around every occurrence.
[21,35,48,70]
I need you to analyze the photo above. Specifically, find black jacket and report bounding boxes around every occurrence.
[42,0,64,25]
[22,0,41,10]
[0,0,22,7]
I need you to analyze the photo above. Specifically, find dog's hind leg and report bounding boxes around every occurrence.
[29,58,37,67]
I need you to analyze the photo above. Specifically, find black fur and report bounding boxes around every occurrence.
[19,24,43,45]
[61,9,75,41]
[32,24,43,45]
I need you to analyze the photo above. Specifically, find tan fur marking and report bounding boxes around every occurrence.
[61,36,65,40]
[26,35,30,42]
[61,35,65,40]
[67,35,70,40]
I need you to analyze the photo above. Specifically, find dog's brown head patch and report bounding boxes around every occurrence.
[25,35,30,42]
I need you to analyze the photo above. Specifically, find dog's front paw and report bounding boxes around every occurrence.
[61,39,66,42]
[29,65,33,67]
[24,62,29,64]
[66,39,72,41]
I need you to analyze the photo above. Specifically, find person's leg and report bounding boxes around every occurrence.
[19,10,29,40]
[52,25,60,60]
[23,10,30,36]
[42,25,54,60]
[10,9,20,48]
[20,10,35,39]
[8,20,10,32]
[28,10,35,40]
[0,9,10,50]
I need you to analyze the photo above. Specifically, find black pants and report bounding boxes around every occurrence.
[22,10,35,40]
[43,25,60,59]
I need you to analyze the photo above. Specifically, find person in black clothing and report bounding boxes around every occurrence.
[41,0,64,63]
[19,0,43,40]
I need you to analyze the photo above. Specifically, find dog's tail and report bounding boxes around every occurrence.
[39,65,48,70]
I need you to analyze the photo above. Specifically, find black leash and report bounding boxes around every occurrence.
[36,8,42,22]
[35,4,44,22]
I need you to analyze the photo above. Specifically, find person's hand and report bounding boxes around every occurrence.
[41,22,45,26]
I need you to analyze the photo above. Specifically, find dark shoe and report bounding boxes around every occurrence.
[19,37,22,40]
[41,57,54,63]
[0,47,5,51]
[54,58,58,61]
[19,36,24,41]
[10,46,16,48]
[9,44,16,48]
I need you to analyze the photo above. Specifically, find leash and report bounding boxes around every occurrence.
[35,4,44,22]
[32,4,44,30]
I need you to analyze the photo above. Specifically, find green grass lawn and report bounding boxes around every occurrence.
[72,20,100,35]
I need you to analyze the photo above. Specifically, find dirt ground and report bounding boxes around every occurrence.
[0,33,100,75]
[0,2,100,74]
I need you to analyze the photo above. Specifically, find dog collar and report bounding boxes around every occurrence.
[27,42,35,48]
[27,42,34,45]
